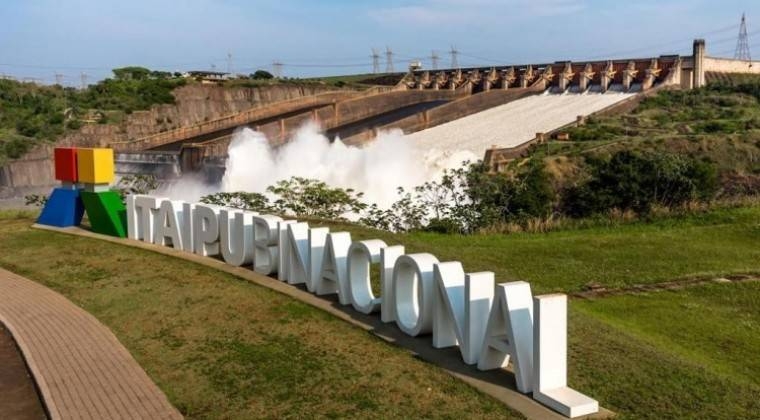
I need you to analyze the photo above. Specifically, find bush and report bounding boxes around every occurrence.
[562,151,717,217]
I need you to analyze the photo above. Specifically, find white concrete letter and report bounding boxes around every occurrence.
[277,220,296,281]
[219,209,255,266]
[305,228,329,293]
[132,195,165,243]
[317,232,352,304]
[478,281,534,394]
[347,240,386,314]
[181,202,195,252]
[252,214,282,275]
[286,222,309,285]
[380,245,404,323]
[153,200,184,249]
[393,253,439,336]
[533,294,598,418]
[192,204,220,256]
[433,265,494,365]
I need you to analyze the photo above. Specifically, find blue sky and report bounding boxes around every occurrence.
[1,0,759,85]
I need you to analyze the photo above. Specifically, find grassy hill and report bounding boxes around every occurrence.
[531,74,760,198]
[2,204,760,419]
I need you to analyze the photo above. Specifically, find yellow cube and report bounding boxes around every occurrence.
[76,148,114,184]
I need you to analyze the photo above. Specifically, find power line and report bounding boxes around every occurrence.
[272,61,283,78]
[385,46,394,73]
[430,50,439,70]
[371,48,380,74]
[450,45,459,69]
[735,12,752,61]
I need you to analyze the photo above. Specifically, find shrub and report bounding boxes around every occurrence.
[562,150,717,217]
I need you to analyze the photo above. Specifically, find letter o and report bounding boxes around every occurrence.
[393,253,439,336]
[347,239,386,314]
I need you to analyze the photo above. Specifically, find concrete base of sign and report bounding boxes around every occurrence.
[535,387,600,418]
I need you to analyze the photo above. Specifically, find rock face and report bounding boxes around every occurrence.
[1,84,339,198]
[59,84,339,148]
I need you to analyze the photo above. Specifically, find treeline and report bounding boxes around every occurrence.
[201,150,719,234]
[0,67,186,164]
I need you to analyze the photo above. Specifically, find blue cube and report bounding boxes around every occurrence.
[37,187,85,227]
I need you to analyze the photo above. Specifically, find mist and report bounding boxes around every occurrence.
[157,122,476,208]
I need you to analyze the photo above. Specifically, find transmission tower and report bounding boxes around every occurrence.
[430,50,440,70]
[227,52,233,74]
[735,12,752,61]
[54,73,64,86]
[272,61,283,78]
[371,48,380,74]
[385,46,394,73]
[80,72,88,89]
[449,45,459,69]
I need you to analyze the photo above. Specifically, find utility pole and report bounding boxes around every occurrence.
[371,48,380,74]
[450,45,459,69]
[385,46,394,73]
[430,50,440,70]
[80,72,88,90]
[735,12,752,62]
[272,61,283,78]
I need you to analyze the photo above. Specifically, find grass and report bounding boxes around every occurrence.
[0,216,517,419]
[315,205,760,293]
[3,204,760,419]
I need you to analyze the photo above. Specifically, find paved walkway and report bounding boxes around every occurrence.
[0,268,182,420]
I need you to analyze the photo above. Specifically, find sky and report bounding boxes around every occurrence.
[1,0,759,85]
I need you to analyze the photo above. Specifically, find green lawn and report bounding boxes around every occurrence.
[0,215,517,420]
[317,205,760,293]
[2,205,760,419]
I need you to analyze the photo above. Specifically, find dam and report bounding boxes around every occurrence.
[2,39,759,198]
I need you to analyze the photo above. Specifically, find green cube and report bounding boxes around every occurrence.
[81,190,127,238]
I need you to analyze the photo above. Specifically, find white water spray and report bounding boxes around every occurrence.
[158,122,476,207]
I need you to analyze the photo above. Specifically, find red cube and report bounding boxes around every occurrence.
[54,148,78,182]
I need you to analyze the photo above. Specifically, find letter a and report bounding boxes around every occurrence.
[478,281,534,394]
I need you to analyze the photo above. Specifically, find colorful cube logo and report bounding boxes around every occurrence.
[37,147,126,237]
[77,148,115,185]
[54,147,79,183]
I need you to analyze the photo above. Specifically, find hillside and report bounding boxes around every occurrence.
[0,68,363,165]
[530,74,760,197]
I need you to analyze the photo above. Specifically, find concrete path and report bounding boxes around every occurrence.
[0,268,182,420]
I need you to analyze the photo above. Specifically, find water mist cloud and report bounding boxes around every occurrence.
[159,122,476,208]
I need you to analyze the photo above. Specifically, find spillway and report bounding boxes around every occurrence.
[405,90,635,155]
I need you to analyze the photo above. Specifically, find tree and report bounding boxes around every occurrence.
[200,192,272,212]
[251,70,274,80]
[112,67,151,80]
[267,177,366,219]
